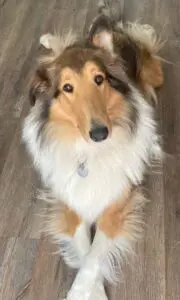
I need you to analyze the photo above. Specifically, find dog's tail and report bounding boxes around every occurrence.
[98,0,122,22]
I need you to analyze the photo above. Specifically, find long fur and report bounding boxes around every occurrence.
[23,86,156,223]
[101,189,147,283]
[22,3,164,298]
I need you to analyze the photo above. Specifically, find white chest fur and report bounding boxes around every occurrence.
[41,134,131,223]
[23,90,157,223]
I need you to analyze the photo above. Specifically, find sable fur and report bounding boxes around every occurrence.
[88,15,163,101]
[22,2,164,299]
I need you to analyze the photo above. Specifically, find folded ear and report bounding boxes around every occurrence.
[88,15,114,55]
[115,23,164,96]
[29,66,52,106]
[88,15,140,80]
[89,18,164,94]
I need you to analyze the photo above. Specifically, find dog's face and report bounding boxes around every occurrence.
[30,44,132,143]
[28,15,163,147]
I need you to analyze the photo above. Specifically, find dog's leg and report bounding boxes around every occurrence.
[65,188,146,300]
[59,222,91,269]
[46,203,91,269]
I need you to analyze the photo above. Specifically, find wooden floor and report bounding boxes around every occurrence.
[0,0,180,299]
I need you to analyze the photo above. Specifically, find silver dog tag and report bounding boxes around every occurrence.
[77,162,89,178]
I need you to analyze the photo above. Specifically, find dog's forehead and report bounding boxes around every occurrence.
[60,61,103,79]
[57,46,105,72]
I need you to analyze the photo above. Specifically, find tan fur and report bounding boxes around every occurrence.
[117,22,164,96]
[140,56,164,88]
[97,188,145,239]
[97,188,131,238]
[24,13,164,295]
[49,61,125,140]
[45,202,82,237]
[90,21,164,101]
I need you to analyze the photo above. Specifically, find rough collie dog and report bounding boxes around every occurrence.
[22,3,163,299]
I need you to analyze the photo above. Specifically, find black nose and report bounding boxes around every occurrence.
[89,125,109,142]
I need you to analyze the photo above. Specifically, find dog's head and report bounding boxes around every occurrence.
[29,40,135,143]
[27,16,163,146]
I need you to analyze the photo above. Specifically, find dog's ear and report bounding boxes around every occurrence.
[114,36,141,81]
[29,66,53,106]
[88,16,140,81]
[88,15,115,55]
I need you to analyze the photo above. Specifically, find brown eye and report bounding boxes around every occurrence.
[63,83,73,93]
[94,74,104,86]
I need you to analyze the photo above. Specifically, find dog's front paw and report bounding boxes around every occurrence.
[66,290,90,300]
[90,281,108,300]
[66,282,107,300]
[40,33,53,49]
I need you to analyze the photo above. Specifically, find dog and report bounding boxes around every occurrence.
[22,2,164,299]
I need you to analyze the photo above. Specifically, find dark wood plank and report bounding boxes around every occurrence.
[0,0,57,174]
[159,1,180,296]
[40,0,90,37]
[30,237,76,300]
[0,124,44,238]
[0,238,16,296]
[0,238,38,300]
[163,157,180,300]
